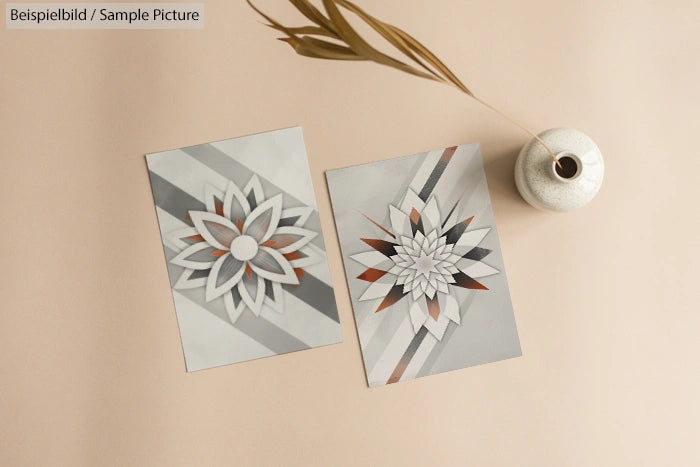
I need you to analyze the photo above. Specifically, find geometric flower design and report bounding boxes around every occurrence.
[352,188,498,341]
[169,175,320,324]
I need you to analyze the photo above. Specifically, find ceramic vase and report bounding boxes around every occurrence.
[514,128,604,211]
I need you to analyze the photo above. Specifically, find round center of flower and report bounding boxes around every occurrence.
[229,235,258,261]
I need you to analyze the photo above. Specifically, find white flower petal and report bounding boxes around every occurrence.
[359,278,395,301]
[263,226,317,254]
[174,268,208,290]
[409,301,428,334]
[287,245,322,268]
[389,205,412,238]
[351,251,390,268]
[243,194,283,243]
[238,273,266,316]
[421,197,441,233]
[424,311,451,341]
[279,206,313,227]
[205,184,226,216]
[249,246,298,284]
[454,228,491,250]
[205,254,246,302]
[168,227,201,251]
[442,294,460,324]
[243,175,265,210]
[400,188,426,215]
[457,260,500,278]
[171,242,219,270]
[223,181,251,225]
[190,211,240,250]
[264,281,284,314]
[224,290,245,324]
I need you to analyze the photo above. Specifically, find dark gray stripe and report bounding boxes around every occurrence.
[150,172,338,326]
[148,171,205,220]
[283,274,339,323]
[418,151,453,201]
[389,327,428,383]
[180,143,325,249]
[164,246,310,354]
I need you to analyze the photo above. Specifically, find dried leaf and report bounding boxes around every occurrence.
[288,0,339,37]
[247,0,558,165]
[320,0,439,81]
[281,36,366,60]
[334,0,442,80]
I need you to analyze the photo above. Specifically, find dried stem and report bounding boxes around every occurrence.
[248,0,561,168]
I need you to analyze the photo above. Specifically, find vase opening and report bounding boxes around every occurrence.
[553,152,581,181]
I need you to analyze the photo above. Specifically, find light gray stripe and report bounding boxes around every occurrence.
[180,143,325,250]
[415,293,476,378]
[164,246,310,354]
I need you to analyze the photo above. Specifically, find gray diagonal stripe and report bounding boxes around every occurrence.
[150,171,338,331]
[283,275,339,323]
[148,170,205,219]
[180,143,325,250]
[164,246,310,354]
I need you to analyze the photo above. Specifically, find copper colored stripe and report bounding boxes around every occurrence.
[357,268,387,282]
[453,272,488,290]
[376,285,406,312]
[427,295,440,321]
[361,238,397,257]
[245,263,253,278]
[236,218,244,232]
[386,327,429,384]
[211,250,228,257]
[418,146,457,201]
[359,211,395,239]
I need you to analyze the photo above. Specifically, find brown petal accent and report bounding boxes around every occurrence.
[444,216,474,245]
[426,295,440,321]
[357,268,388,282]
[376,285,406,312]
[361,238,397,257]
[452,272,488,290]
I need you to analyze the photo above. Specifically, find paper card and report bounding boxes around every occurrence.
[147,127,341,371]
[326,143,521,387]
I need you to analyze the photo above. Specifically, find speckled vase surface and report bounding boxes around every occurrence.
[515,128,604,211]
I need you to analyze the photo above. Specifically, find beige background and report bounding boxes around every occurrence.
[1,1,699,465]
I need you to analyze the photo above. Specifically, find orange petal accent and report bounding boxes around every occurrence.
[211,250,228,257]
[357,268,387,282]
[427,296,440,321]
[236,218,244,232]
[284,251,303,261]
[186,234,205,243]
[260,239,276,247]
[245,263,253,278]
[214,198,224,216]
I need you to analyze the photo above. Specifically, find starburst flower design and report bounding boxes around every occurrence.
[169,175,320,323]
[352,188,499,340]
